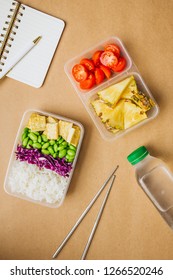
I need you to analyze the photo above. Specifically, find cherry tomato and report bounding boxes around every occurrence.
[104,43,121,58]
[92,50,103,66]
[94,68,105,85]
[80,58,95,72]
[99,65,111,79]
[100,51,118,68]
[72,64,88,82]
[80,73,96,89]
[111,57,126,72]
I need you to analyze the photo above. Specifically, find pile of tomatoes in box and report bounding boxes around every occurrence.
[72,43,126,90]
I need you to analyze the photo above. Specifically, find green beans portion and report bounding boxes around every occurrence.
[21,127,78,162]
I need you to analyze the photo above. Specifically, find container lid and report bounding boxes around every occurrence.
[127,146,149,165]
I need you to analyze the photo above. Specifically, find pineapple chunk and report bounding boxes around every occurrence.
[107,100,124,129]
[105,123,120,134]
[59,120,73,141]
[122,79,155,112]
[124,100,147,129]
[27,113,46,132]
[98,76,133,106]
[44,123,58,139]
[91,99,113,123]
[92,99,124,129]
[121,78,138,98]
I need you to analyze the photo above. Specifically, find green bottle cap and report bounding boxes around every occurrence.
[127,146,149,165]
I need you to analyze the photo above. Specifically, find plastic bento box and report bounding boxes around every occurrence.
[65,36,159,141]
[4,109,84,208]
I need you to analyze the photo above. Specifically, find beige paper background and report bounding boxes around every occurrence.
[0,0,173,260]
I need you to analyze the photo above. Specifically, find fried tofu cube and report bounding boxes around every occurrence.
[68,125,80,147]
[44,123,58,139]
[27,113,46,131]
[59,120,73,141]
[47,116,57,123]
[67,127,75,143]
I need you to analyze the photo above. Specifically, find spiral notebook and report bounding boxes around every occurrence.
[0,0,65,88]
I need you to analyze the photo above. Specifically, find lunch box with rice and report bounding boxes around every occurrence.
[4,109,84,208]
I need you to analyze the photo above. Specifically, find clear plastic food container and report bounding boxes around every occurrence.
[65,36,159,141]
[4,109,84,208]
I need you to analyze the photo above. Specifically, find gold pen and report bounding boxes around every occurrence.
[0,36,42,79]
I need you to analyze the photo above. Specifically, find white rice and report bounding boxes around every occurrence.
[7,160,69,204]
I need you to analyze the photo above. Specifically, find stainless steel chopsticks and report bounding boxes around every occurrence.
[81,174,116,260]
[52,165,119,259]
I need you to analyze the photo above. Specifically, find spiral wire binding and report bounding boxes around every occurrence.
[0,2,25,72]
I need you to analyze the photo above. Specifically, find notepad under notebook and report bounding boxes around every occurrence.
[0,0,65,88]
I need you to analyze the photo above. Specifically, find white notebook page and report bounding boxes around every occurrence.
[0,0,15,39]
[5,3,65,87]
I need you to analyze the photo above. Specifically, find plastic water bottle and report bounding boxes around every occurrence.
[127,146,173,229]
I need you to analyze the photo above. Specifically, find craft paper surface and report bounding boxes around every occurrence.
[0,0,173,260]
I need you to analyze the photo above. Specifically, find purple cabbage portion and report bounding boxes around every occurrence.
[15,145,72,177]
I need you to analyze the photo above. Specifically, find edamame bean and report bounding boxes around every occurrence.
[58,145,65,151]
[67,149,76,157]
[32,131,40,136]
[41,149,50,155]
[38,136,42,143]
[54,143,58,152]
[23,127,29,133]
[28,140,33,147]
[59,149,67,158]
[65,155,74,162]
[61,141,68,148]
[69,144,76,151]
[28,132,38,142]
[41,134,48,142]
[53,153,57,158]
[22,137,29,147]
[33,143,42,149]
[42,142,49,149]
[22,132,28,141]
[57,136,62,142]
[58,138,64,144]
[48,146,54,155]
[49,140,55,145]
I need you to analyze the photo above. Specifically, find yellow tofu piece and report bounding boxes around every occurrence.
[47,116,58,123]
[59,120,73,141]
[44,123,58,139]
[70,126,80,147]
[67,128,75,143]
[27,113,46,131]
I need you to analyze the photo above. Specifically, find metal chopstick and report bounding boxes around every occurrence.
[81,174,116,260]
[52,165,119,259]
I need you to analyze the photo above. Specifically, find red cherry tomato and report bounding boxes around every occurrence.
[111,57,126,72]
[100,51,118,68]
[72,64,88,82]
[80,73,96,89]
[80,58,95,71]
[94,68,105,85]
[104,44,121,58]
[99,65,111,79]
[92,50,103,66]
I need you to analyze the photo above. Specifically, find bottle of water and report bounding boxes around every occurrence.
[127,146,173,229]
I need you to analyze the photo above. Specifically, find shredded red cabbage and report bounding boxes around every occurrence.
[15,145,72,177]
